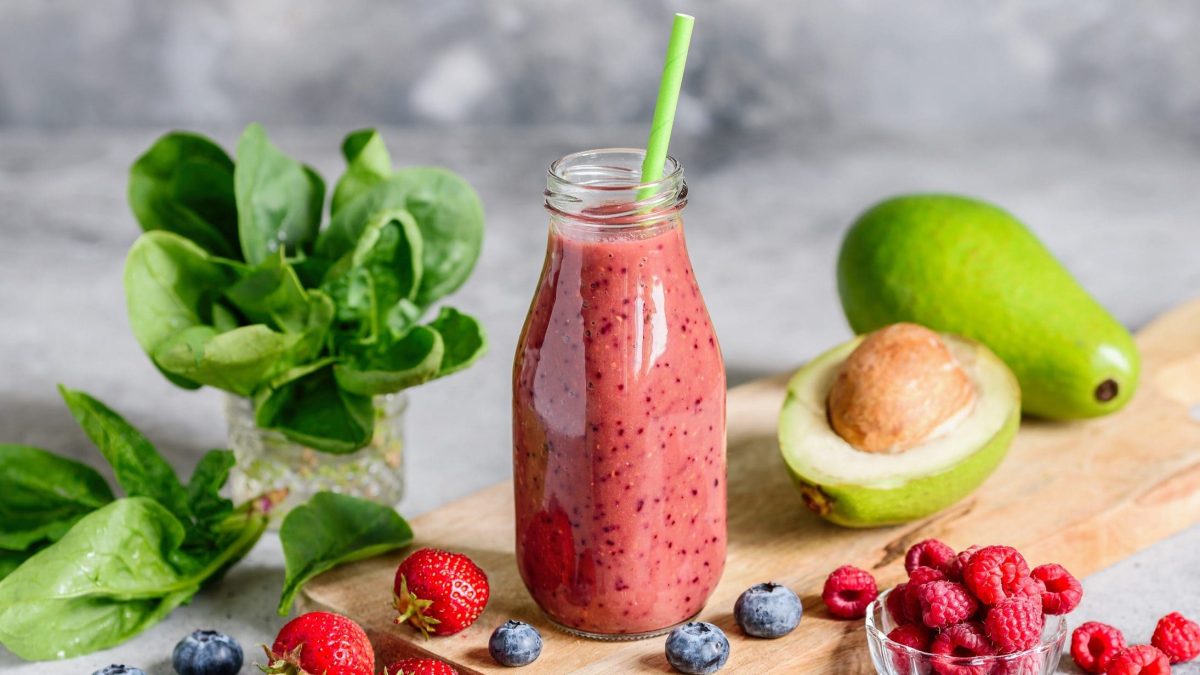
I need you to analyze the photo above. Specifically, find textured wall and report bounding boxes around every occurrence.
[2,0,1199,133]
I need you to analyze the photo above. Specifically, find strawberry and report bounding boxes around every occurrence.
[384,657,460,675]
[260,611,374,675]
[394,548,490,637]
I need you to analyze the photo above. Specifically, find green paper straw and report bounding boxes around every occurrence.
[638,13,694,200]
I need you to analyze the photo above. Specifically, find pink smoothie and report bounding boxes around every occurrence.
[513,214,726,636]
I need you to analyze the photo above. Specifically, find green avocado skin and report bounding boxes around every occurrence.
[837,194,1140,419]
[790,403,1019,528]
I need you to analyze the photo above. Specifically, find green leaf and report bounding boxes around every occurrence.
[0,444,114,551]
[124,230,239,388]
[317,167,483,307]
[186,450,235,527]
[277,492,413,615]
[235,123,325,265]
[254,366,375,454]
[0,550,28,581]
[321,208,424,346]
[128,131,240,259]
[426,307,488,377]
[57,387,193,525]
[0,497,269,660]
[151,324,298,398]
[334,325,444,396]
[331,129,393,216]
[125,231,316,396]
[224,251,314,332]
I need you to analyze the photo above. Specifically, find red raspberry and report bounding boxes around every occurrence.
[1151,611,1200,663]
[1011,575,1047,604]
[905,566,947,619]
[887,583,913,625]
[888,623,932,651]
[946,545,980,582]
[930,622,995,675]
[983,597,1044,653]
[990,652,1042,675]
[906,539,957,576]
[822,565,878,620]
[1030,563,1083,615]
[1105,645,1171,675]
[962,545,1031,605]
[917,581,978,629]
[1072,622,1127,673]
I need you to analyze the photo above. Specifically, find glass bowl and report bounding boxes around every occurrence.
[865,588,1067,675]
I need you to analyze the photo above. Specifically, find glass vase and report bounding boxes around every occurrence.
[224,393,407,520]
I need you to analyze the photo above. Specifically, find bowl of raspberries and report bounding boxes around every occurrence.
[826,540,1082,675]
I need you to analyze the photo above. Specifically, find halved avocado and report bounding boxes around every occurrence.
[779,330,1019,528]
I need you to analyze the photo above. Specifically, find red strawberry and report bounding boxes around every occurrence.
[394,548,490,637]
[385,657,460,675]
[261,611,374,675]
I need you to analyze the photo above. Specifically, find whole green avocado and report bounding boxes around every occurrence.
[837,194,1140,419]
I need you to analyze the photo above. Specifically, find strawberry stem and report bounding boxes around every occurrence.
[392,574,441,639]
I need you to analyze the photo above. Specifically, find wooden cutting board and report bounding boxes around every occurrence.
[301,299,1200,674]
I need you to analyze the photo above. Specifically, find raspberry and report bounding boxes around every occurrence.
[905,539,957,576]
[1072,622,1127,673]
[888,623,931,651]
[930,622,995,675]
[822,565,878,620]
[962,545,1030,605]
[1030,563,1083,615]
[886,583,913,625]
[902,567,947,623]
[983,597,1044,653]
[1010,575,1046,604]
[991,652,1042,675]
[947,545,980,582]
[917,581,978,629]
[1151,611,1200,663]
[1105,645,1171,675]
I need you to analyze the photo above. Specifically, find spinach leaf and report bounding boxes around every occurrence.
[0,551,27,581]
[0,497,269,661]
[334,325,444,396]
[186,449,235,527]
[321,208,424,346]
[0,444,114,552]
[235,123,325,265]
[317,167,484,307]
[223,251,314,332]
[126,231,316,396]
[427,306,488,376]
[124,230,239,389]
[58,386,194,525]
[150,324,299,398]
[331,129,393,216]
[254,365,374,454]
[277,491,413,615]
[128,131,240,260]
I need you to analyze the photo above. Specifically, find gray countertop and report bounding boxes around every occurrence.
[1,126,1197,673]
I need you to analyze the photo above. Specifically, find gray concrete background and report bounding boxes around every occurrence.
[1,1,1199,673]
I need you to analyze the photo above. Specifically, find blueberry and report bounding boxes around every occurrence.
[734,582,803,638]
[664,622,730,674]
[171,629,244,675]
[91,667,146,675]
[488,619,543,667]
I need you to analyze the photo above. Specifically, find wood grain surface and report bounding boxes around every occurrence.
[301,299,1200,674]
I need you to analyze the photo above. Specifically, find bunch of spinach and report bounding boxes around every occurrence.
[125,125,487,453]
[0,387,415,661]
[0,387,271,660]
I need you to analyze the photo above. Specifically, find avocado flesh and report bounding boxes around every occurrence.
[779,334,1019,528]
[837,194,1139,420]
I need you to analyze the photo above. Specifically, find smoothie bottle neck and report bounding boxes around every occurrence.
[545,148,688,239]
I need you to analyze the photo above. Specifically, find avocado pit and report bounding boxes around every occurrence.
[828,323,976,454]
